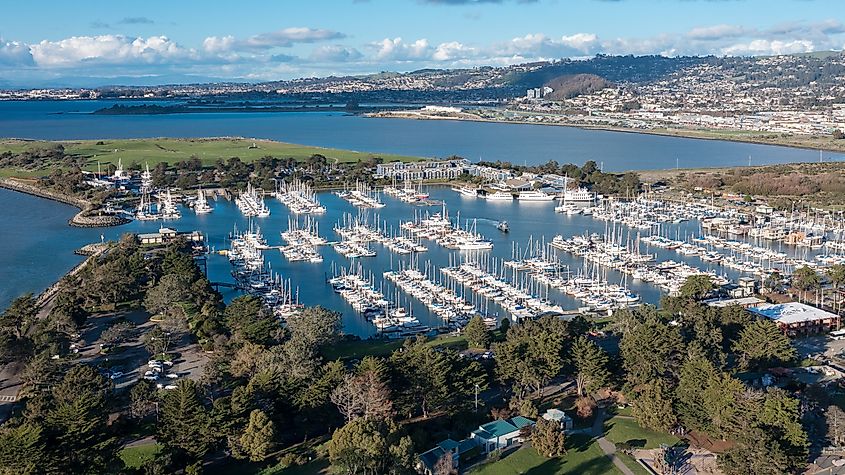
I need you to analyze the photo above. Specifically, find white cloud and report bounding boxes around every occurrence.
[721,39,815,56]
[309,45,363,62]
[432,41,477,61]
[204,27,345,53]
[0,38,33,66]
[687,24,751,41]
[373,37,431,61]
[30,35,194,68]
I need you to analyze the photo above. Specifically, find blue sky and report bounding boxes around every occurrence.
[1,0,843,86]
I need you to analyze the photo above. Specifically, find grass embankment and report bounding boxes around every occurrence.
[0,137,422,175]
[469,435,617,475]
[119,442,161,469]
[603,416,680,449]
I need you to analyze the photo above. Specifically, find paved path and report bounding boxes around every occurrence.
[591,408,636,475]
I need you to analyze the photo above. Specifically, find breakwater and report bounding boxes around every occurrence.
[0,178,129,228]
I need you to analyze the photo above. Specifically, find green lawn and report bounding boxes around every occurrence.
[616,452,652,475]
[469,435,620,475]
[0,137,422,173]
[120,442,161,469]
[603,416,680,450]
[321,334,468,361]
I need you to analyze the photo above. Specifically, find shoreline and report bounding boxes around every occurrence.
[0,178,129,228]
[366,112,845,155]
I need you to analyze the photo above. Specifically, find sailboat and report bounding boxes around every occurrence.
[194,188,213,214]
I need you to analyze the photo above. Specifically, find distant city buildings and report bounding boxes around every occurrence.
[526,86,554,99]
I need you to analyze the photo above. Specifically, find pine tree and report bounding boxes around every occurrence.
[464,315,491,349]
[239,410,275,462]
[158,379,213,461]
[733,320,796,370]
[631,380,677,433]
[571,336,611,397]
[532,417,567,458]
[0,423,48,474]
[676,347,717,432]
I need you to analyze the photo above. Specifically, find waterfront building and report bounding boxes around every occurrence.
[748,302,841,336]
[375,159,469,180]
[137,227,203,245]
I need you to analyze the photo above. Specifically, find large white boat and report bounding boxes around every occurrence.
[484,191,513,201]
[563,187,597,203]
[517,190,554,201]
[194,188,213,214]
[451,185,478,198]
[159,189,181,220]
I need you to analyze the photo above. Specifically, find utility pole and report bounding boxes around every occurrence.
[475,383,480,411]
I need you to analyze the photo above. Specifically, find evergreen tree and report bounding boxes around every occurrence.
[676,346,717,432]
[0,423,48,475]
[44,366,122,474]
[678,275,714,301]
[571,336,611,396]
[630,380,677,433]
[464,315,491,349]
[239,409,275,462]
[733,320,796,370]
[532,417,567,457]
[328,417,414,475]
[494,316,568,397]
[158,379,213,462]
[620,314,684,388]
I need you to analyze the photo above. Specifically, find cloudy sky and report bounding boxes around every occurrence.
[1,0,844,87]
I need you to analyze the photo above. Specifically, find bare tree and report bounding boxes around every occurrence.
[330,371,392,422]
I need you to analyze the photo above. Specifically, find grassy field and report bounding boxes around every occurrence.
[320,334,468,361]
[469,435,619,475]
[119,442,161,469]
[0,137,422,172]
[603,416,680,450]
[616,452,652,475]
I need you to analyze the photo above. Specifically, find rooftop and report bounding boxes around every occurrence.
[749,302,839,325]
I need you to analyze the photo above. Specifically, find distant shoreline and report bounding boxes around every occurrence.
[366,112,845,155]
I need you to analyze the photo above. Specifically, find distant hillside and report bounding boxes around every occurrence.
[543,74,612,100]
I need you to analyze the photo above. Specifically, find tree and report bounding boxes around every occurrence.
[129,380,158,419]
[464,315,491,349]
[286,306,342,348]
[532,417,567,458]
[571,336,611,397]
[142,326,174,356]
[630,380,677,433]
[792,266,820,303]
[494,316,568,397]
[828,264,845,314]
[328,417,414,475]
[100,321,134,346]
[676,348,718,432]
[620,314,684,388]
[0,294,36,340]
[0,423,48,474]
[44,366,122,474]
[827,405,845,447]
[238,410,275,462]
[733,320,796,370]
[575,396,597,419]
[433,452,456,475]
[144,273,191,315]
[225,295,280,345]
[158,379,213,461]
[331,370,393,422]
[679,275,714,301]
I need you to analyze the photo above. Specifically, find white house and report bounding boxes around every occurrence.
[470,416,535,454]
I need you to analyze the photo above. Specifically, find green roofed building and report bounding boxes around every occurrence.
[471,416,535,454]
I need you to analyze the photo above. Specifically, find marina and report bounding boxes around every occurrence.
[6,184,845,337]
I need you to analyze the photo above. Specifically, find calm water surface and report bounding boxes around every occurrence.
[0,100,841,170]
[0,101,838,335]
[0,187,819,337]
